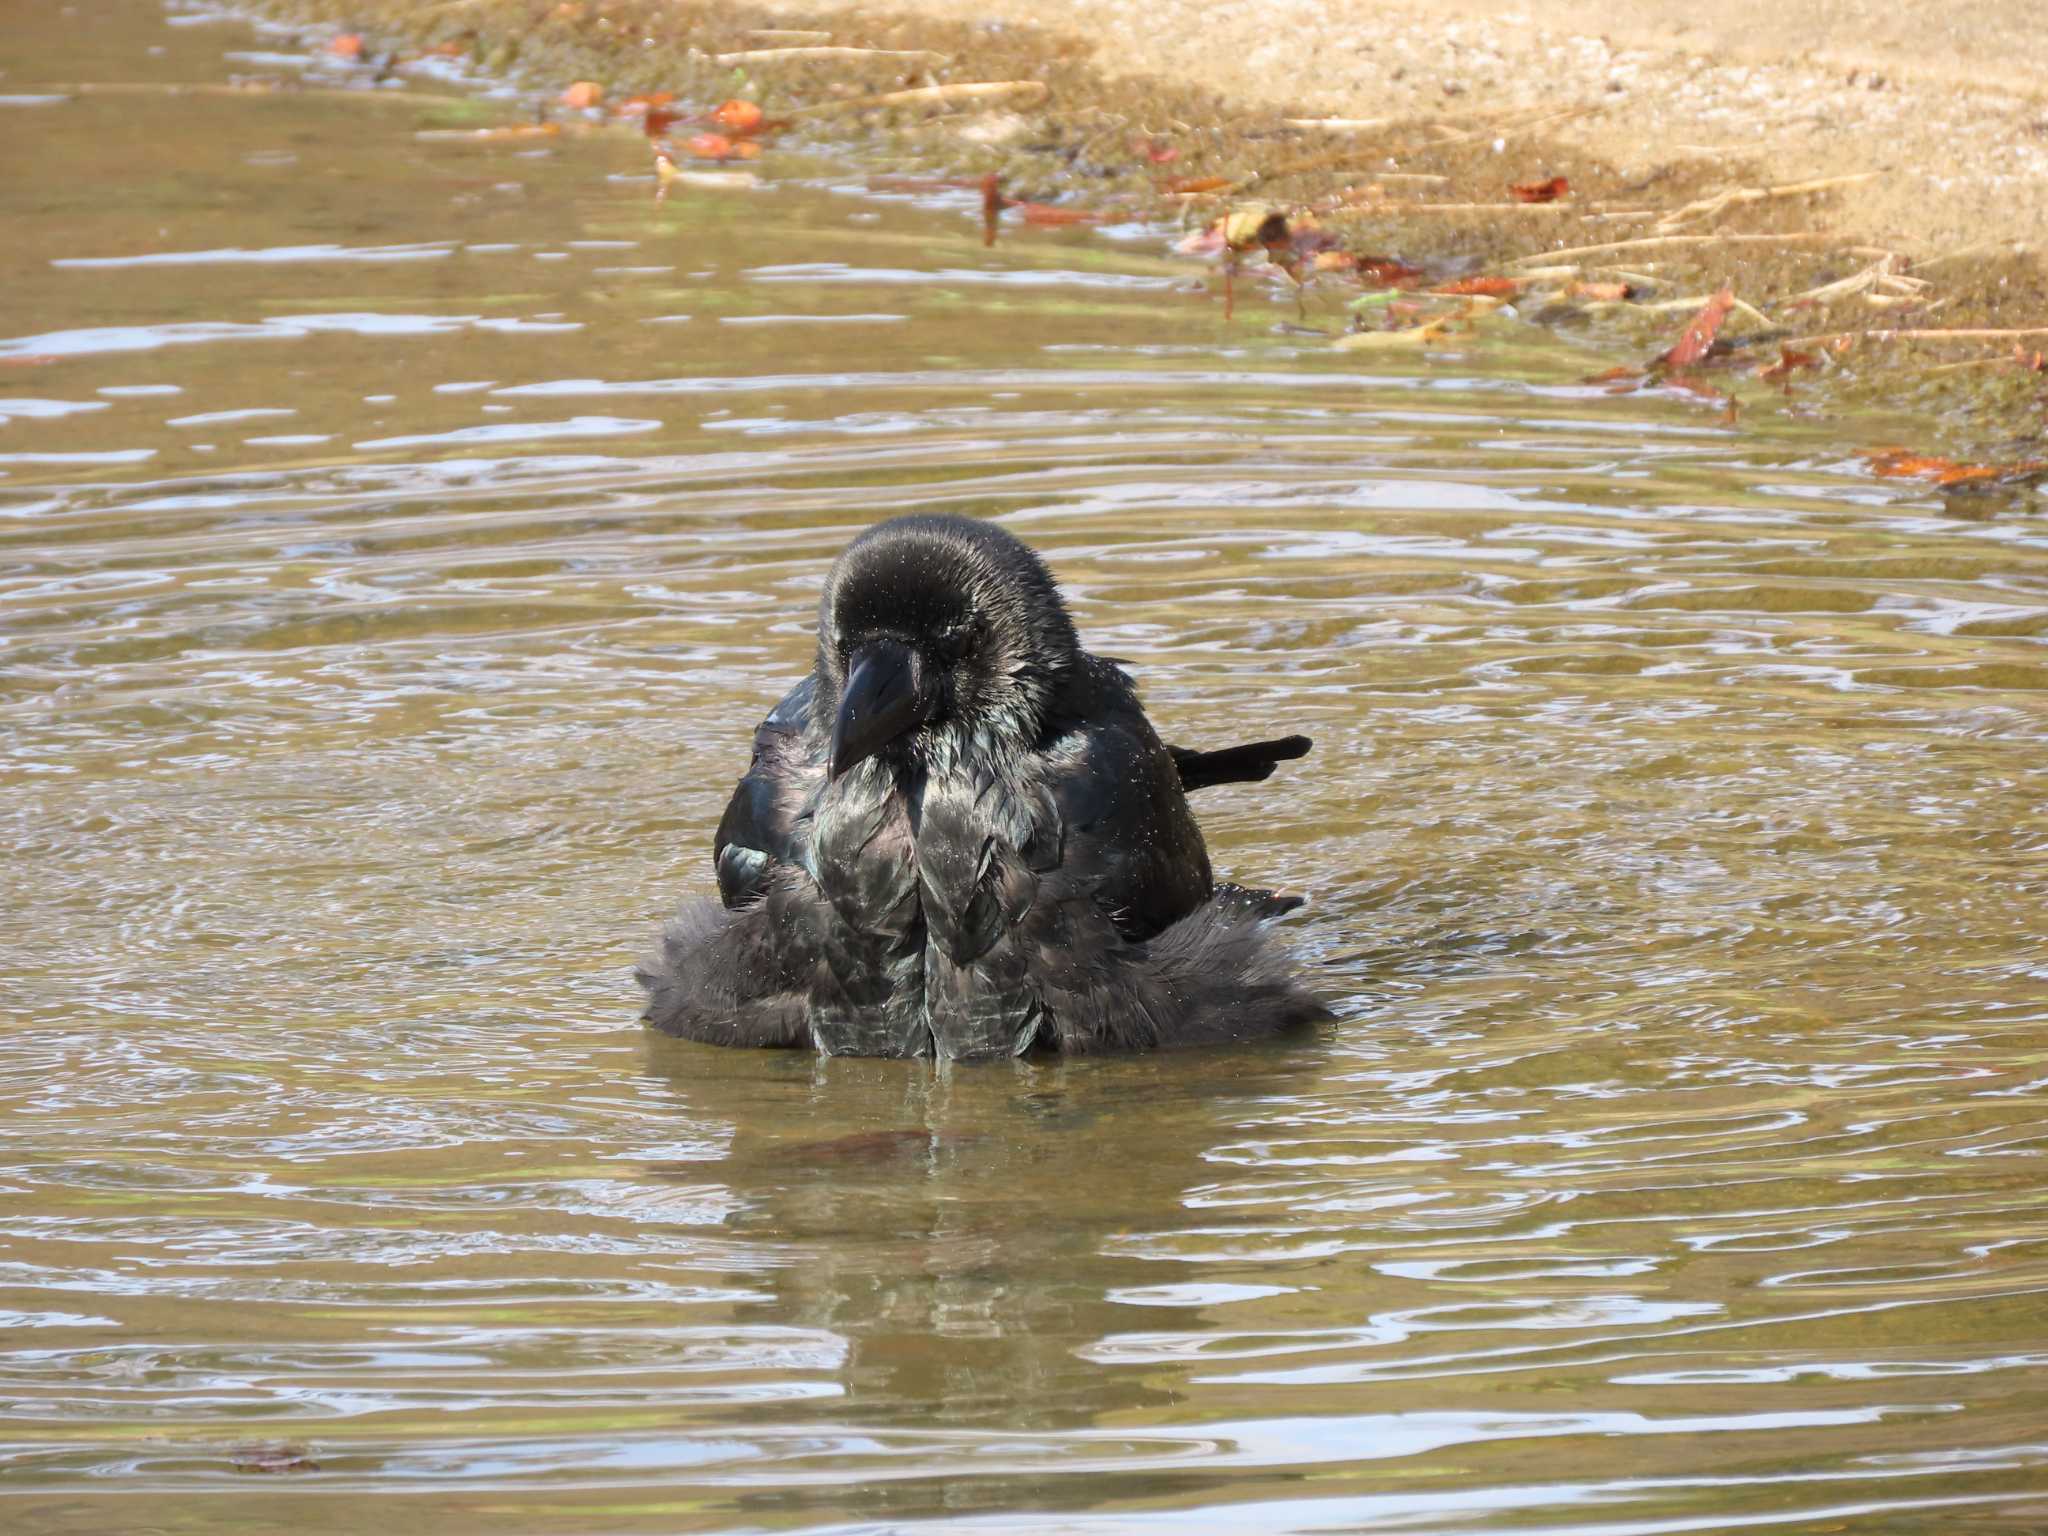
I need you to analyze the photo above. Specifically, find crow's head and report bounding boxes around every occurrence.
[814,514,1081,778]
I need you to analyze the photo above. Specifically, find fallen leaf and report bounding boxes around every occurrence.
[1335,315,1458,350]
[1016,202,1105,225]
[1510,175,1570,203]
[1434,275,1523,297]
[712,98,765,135]
[1585,364,1645,388]
[1566,280,1633,301]
[654,152,761,191]
[685,133,740,160]
[1220,204,1288,251]
[1659,285,1735,370]
[559,80,603,110]
[643,106,680,138]
[1158,175,1232,196]
[232,1442,320,1474]
[1133,135,1179,164]
[1355,256,1425,286]
[327,33,364,59]
[2016,345,2045,372]
[1756,346,1819,381]
[1312,250,1359,272]
[981,171,1005,245]
[614,91,675,116]
[1866,449,2048,486]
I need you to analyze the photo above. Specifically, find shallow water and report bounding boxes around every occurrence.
[4,4,2048,1532]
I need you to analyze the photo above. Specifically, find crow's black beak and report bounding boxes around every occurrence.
[830,638,931,779]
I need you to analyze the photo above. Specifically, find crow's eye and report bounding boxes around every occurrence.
[932,620,974,659]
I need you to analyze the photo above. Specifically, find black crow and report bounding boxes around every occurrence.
[638,514,1326,1059]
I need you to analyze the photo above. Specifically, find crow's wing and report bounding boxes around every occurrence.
[1169,733,1312,793]
[713,676,824,910]
[1039,662,1215,941]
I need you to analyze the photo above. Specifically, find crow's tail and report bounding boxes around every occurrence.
[1169,734,1312,793]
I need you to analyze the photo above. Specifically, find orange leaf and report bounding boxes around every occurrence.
[1659,286,1735,370]
[712,99,765,135]
[686,133,738,160]
[1866,450,1959,479]
[327,33,364,59]
[559,80,604,110]
[1510,175,1569,203]
[1356,257,1425,286]
[1756,346,1819,381]
[1017,203,1105,226]
[1158,175,1232,195]
[1584,365,1643,385]
[1433,275,1522,297]
[1867,450,2048,486]
[1566,280,1632,302]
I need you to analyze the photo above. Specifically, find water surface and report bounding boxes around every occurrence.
[4,5,2048,1532]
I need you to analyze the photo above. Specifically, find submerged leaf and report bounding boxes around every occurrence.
[1659,286,1736,370]
[1433,275,1522,297]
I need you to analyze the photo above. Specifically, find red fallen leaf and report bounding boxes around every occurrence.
[1158,175,1232,195]
[1433,275,1523,297]
[1756,346,1819,381]
[685,133,739,160]
[1510,175,1569,203]
[1017,202,1105,226]
[614,91,675,116]
[327,33,364,59]
[1133,135,1179,164]
[712,98,765,136]
[559,80,603,110]
[643,106,680,138]
[1659,285,1735,370]
[1584,365,1643,385]
[1356,256,1425,286]
[980,171,1005,245]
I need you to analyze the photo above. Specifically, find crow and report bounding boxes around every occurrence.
[638,513,1327,1058]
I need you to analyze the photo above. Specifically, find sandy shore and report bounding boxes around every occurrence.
[244,0,2048,464]
[846,0,2048,256]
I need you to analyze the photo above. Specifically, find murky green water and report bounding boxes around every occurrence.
[4,4,2048,1532]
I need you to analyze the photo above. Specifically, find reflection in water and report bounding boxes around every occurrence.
[1,1,2046,1532]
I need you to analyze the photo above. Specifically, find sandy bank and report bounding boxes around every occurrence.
[858,0,2048,255]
